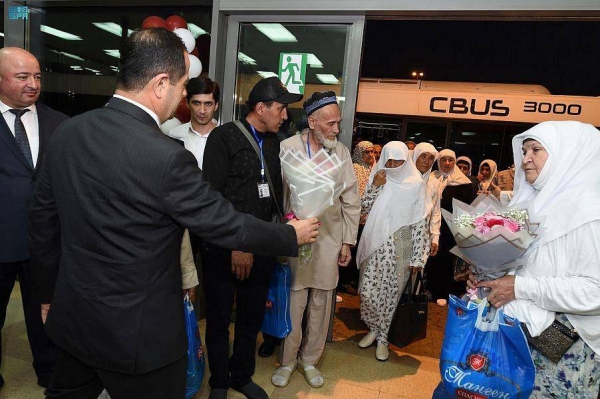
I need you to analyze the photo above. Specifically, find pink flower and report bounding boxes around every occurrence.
[502,218,521,233]
[473,212,522,234]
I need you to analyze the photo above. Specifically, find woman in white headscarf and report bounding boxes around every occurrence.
[474,121,600,398]
[412,143,441,260]
[356,142,430,362]
[428,149,477,305]
[477,158,498,194]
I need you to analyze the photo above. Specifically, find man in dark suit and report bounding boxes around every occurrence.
[28,28,319,399]
[0,47,69,390]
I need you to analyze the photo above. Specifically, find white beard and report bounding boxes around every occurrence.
[314,129,338,150]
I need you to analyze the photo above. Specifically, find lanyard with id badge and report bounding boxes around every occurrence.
[249,125,271,199]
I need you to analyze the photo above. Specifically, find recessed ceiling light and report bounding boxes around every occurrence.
[462,132,476,136]
[41,25,82,40]
[306,54,323,68]
[252,23,297,42]
[103,49,120,58]
[316,74,339,85]
[85,67,100,73]
[50,49,84,61]
[92,22,133,37]
[238,52,256,65]
[257,71,278,79]
[455,141,467,145]
[414,132,422,136]
[188,23,208,38]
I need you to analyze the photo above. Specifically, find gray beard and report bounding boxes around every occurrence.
[314,130,338,150]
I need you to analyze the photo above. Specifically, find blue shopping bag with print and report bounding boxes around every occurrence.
[184,295,205,399]
[435,295,535,399]
[260,262,292,338]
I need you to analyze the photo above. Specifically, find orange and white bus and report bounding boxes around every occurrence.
[355,78,600,170]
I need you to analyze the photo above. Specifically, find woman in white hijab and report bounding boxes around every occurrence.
[474,121,600,398]
[356,142,430,361]
[477,158,498,193]
[412,143,441,260]
[428,149,477,305]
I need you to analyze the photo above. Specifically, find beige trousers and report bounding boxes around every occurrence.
[281,288,334,366]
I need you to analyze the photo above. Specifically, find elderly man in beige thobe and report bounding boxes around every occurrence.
[271,91,360,389]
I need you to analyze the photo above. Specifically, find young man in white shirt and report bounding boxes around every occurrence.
[166,77,220,169]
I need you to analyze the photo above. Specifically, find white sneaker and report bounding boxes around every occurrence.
[358,331,377,348]
[376,342,389,361]
[336,295,343,303]
[436,298,447,306]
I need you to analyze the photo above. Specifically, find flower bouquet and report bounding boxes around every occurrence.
[441,194,542,300]
[280,148,347,264]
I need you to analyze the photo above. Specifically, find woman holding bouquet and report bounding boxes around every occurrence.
[356,141,430,361]
[427,150,477,305]
[475,121,600,398]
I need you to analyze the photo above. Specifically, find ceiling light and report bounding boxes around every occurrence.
[238,52,256,65]
[306,54,323,68]
[41,25,82,40]
[93,22,133,37]
[491,143,499,146]
[188,23,208,38]
[455,141,467,145]
[252,23,297,42]
[462,131,476,136]
[85,67,100,73]
[103,49,120,58]
[316,74,339,85]
[0,33,4,37]
[408,136,415,139]
[50,49,84,61]
[257,71,278,79]
[414,132,422,136]
[69,66,83,70]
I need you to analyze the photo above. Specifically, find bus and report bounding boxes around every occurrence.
[355,78,600,171]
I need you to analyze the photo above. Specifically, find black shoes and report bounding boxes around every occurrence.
[232,381,269,399]
[258,340,277,358]
[208,388,228,399]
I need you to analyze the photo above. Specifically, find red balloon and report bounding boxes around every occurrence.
[166,15,188,31]
[190,47,199,57]
[142,16,167,29]
[175,98,190,123]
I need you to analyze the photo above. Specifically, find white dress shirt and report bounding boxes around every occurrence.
[0,100,40,167]
[166,122,212,169]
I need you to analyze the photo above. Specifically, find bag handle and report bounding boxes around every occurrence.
[233,120,283,219]
[403,269,425,304]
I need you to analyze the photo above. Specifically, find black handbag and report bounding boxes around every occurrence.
[521,318,580,364]
[387,270,428,348]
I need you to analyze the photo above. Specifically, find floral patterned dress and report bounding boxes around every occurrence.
[358,185,428,345]
[530,314,600,398]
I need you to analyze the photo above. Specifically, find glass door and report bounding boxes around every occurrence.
[220,15,364,148]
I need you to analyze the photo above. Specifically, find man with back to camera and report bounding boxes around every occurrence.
[200,76,303,399]
[271,91,360,389]
[0,47,68,390]
[28,28,319,399]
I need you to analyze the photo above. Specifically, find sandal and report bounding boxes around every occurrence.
[271,364,295,388]
[297,358,324,388]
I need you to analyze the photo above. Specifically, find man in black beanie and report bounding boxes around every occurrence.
[201,77,303,399]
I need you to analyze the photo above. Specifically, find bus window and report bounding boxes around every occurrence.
[405,120,447,150]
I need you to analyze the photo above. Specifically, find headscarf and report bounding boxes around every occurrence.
[352,141,375,198]
[456,156,473,176]
[432,149,472,188]
[412,142,438,185]
[352,141,374,166]
[509,121,600,246]
[358,141,431,265]
[478,159,498,191]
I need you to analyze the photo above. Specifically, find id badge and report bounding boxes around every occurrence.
[257,183,270,198]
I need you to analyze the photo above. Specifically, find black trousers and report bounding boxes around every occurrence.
[45,348,186,399]
[0,260,56,378]
[202,243,273,389]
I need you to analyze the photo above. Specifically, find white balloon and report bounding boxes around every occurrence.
[173,28,195,53]
[160,117,182,134]
[188,54,202,78]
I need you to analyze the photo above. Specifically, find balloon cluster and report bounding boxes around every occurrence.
[142,15,202,130]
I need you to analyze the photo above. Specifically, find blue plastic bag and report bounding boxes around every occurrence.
[260,262,292,338]
[184,295,205,399]
[436,295,535,399]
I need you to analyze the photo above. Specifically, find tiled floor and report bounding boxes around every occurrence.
[1,285,447,398]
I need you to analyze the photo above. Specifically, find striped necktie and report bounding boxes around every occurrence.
[9,108,33,169]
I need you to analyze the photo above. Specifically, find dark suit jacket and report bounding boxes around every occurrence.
[28,97,298,375]
[0,102,68,263]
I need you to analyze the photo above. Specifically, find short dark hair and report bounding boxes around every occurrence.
[186,77,220,103]
[117,28,187,92]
